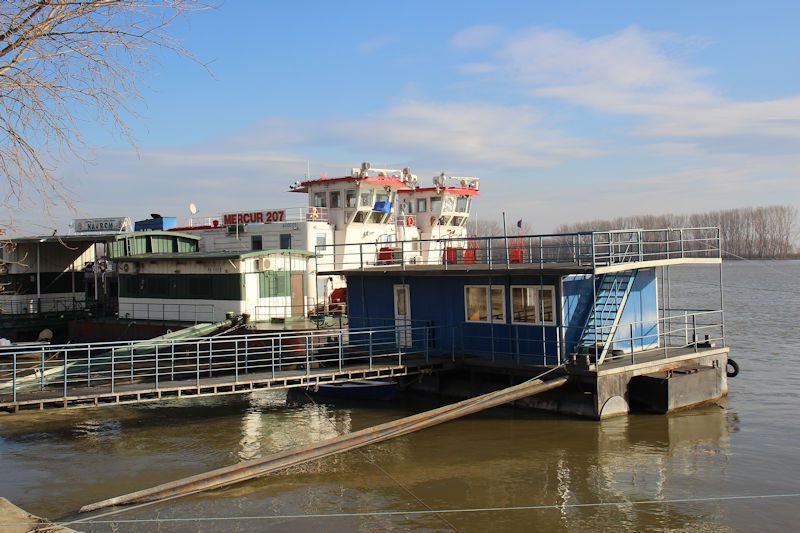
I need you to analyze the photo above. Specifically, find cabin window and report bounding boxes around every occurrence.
[251,235,263,250]
[401,200,413,214]
[376,192,389,204]
[354,211,368,223]
[430,197,442,212]
[416,198,427,212]
[279,234,292,249]
[346,190,357,208]
[315,233,327,251]
[443,196,456,212]
[439,215,451,226]
[511,285,556,325]
[367,211,385,224]
[456,197,470,212]
[360,190,373,207]
[313,192,327,207]
[465,285,505,323]
[259,271,291,297]
[330,191,341,209]
[451,216,464,227]
[188,276,213,299]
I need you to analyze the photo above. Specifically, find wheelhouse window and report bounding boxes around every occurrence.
[465,285,505,323]
[416,198,427,212]
[456,197,470,212]
[511,286,556,325]
[376,192,390,204]
[360,190,373,207]
[430,197,442,212]
[346,190,357,208]
[401,200,414,214]
[329,191,341,209]
[251,235,263,250]
[313,192,326,207]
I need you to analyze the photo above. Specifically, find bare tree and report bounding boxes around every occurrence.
[552,205,799,259]
[0,1,205,216]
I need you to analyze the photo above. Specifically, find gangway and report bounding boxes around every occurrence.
[0,325,448,413]
[80,371,568,513]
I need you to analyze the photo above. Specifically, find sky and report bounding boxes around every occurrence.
[6,0,800,235]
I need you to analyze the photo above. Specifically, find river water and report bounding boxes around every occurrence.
[1,261,799,531]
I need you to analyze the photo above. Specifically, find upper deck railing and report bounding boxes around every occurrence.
[320,227,721,272]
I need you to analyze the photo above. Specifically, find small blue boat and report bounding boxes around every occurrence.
[307,379,398,401]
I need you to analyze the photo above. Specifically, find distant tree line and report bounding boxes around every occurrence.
[552,205,798,259]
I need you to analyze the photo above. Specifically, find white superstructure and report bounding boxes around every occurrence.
[171,162,480,312]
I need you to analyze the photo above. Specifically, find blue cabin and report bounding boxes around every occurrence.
[330,227,724,369]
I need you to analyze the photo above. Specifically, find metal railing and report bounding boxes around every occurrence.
[575,308,724,365]
[320,227,721,272]
[0,324,450,405]
[447,308,723,367]
[0,296,86,315]
[117,302,215,324]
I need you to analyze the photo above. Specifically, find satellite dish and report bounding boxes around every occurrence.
[189,202,198,215]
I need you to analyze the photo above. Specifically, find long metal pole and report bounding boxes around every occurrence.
[80,375,570,513]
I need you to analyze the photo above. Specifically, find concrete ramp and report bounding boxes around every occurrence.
[80,374,568,513]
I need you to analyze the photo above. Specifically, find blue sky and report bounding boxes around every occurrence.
[7,1,800,234]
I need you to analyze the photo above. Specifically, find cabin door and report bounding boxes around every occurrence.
[393,284,412,348]
[291,273,305,316]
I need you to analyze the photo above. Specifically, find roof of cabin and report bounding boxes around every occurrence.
[6,231,200,244]
[397,187,480,197]
[320,263,594,277]
[107,231,200,241]
[290,175,413,193]
[123,249,314,261]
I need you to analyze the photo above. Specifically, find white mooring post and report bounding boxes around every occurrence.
[40,349,45,391]
[155,345,159,390]
[369,330,373,369]
[338,331,343,371]
[234,340,239,384]
[12,353,17,403]
[196,342,200,387]
[111,347,115,394]
[63,351,68,398]
[87,346,92,387]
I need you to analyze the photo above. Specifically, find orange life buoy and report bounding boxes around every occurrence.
[406,215,415,226]
[430,215,437,226]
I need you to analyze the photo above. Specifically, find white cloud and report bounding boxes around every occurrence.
[459,25,800,151]
[450,25,501,50]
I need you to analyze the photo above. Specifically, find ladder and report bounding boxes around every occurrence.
[578,271,636,363]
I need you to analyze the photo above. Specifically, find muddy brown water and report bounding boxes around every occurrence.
[1,261,799,531]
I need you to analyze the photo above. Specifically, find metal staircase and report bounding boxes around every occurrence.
[577,271,637,363]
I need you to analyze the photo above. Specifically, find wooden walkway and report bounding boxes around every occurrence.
[0,358,448,414]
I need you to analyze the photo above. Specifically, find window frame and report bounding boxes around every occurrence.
[464,284,506,324]
[313,192,327,208]
[510,285,557,326]
[416,198,427,213]
[345,190,357,208]
[329,191,341,209]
